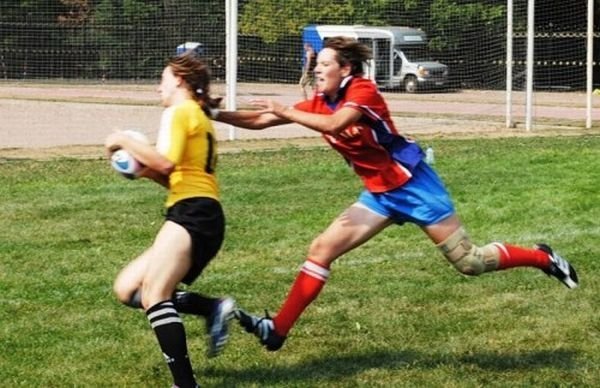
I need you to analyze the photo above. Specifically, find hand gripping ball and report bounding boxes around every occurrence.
[111,149,143,180]
[110,130,149,180]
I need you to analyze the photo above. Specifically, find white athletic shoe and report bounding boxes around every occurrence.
[206,297,236,358]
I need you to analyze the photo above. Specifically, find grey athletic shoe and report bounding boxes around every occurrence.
[536,244,579,289]
[235,309,286,351]
[206,297,236,358]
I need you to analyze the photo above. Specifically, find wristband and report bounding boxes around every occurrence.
[209,107,220,119]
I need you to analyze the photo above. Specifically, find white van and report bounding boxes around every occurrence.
[302,25,448,93]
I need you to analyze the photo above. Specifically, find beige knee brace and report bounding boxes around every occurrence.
[437,227,500,275]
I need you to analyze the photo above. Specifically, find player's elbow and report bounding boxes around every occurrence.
[321,108,362,135]
[322,122,347,135]
[158,165,175,177]
[154,159,175,176]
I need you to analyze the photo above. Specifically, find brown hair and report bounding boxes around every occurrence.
[167,51,221,115]
[324,36,372,76]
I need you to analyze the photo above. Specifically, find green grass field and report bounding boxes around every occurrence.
[1,136,599,387]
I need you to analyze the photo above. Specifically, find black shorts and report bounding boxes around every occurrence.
[165,197,225,285]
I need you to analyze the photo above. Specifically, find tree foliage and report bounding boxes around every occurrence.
[429,0,505,50]
[238,0,508,44]
[239,0,396,43]
[0,0,596,85]
[0,0,226,79]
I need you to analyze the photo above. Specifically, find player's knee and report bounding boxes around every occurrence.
[437,228,500,276]
[451,245,498,276]
[307,235,326,258]
[113,281,141,308]
[307,235,338,263]
[113,279,130,303]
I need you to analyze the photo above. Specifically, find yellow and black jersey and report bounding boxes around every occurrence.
[156,99,218,207]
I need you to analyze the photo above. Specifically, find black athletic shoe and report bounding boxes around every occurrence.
[235,309,286,351]
[206,297,236,358]
[536,244,579,289]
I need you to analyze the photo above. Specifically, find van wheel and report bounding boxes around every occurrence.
[404,76,417,93]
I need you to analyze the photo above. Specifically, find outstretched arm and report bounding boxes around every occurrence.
[215,109,290,129]
[250,98,362,136]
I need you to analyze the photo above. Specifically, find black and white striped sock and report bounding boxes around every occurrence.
[146,300,197,388]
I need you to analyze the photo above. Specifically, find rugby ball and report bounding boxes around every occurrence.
[110,130,149,180]
[111,149,143,180]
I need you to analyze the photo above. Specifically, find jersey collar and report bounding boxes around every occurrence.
[322,75,354,108]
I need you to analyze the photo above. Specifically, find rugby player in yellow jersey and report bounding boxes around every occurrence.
[105,51,233,388]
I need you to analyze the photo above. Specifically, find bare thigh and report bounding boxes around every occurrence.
[113,248,152,304]
[113,221,193,309]
[308,203,393,266]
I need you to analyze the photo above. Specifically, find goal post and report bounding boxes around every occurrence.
[226,0,238,140]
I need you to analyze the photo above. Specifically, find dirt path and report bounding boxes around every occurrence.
[1,82,598,159]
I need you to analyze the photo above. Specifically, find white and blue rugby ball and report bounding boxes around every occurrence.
[111,149,143,180]
[110,130,149,180]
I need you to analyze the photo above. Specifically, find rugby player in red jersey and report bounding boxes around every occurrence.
[216,36,578,352]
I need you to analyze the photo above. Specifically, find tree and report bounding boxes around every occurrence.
[239,0,395,43]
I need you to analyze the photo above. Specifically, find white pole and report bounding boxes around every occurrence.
[525,0,534,132]
[586,0,594,129]
[506,0,514,128]
[225,0,238,140]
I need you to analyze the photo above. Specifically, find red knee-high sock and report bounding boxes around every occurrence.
[496,243,550,270]
[273,259,330,336]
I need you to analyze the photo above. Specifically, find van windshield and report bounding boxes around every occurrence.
[398,46,433,62]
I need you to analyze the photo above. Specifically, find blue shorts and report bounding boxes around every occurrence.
[358,161,455,226]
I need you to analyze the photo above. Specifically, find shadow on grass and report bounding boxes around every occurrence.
[456,349,578,371]
[205,348,578,385]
